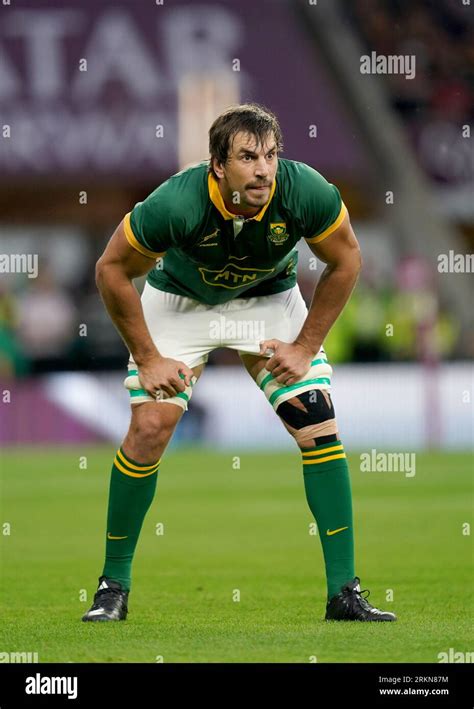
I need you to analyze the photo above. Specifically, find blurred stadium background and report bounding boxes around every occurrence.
[0,0,472,451]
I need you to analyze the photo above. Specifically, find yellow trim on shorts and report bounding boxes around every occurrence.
[305,202,347,244]
[123,212,166,259]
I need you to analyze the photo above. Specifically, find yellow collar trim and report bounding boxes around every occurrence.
[207,172,276,222]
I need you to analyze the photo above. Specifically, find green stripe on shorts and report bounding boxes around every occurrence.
[259,357,328,391]
[130,389,149,398]
[268,377,331,406]
[130,389,189,402]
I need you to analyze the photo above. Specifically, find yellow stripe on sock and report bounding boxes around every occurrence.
[114,456,158,478]
[302,453,347,465]
[116,448,160,471]
[302,444,344,457]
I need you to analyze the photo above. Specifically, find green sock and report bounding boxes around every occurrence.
[302,440,355,600]
[102,447,160,591]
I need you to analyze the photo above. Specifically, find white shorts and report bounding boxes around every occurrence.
[125,283,332,410]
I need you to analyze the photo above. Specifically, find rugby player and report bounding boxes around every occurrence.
[82,104,397,623]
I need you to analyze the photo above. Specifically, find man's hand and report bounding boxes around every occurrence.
[259,339,315,385]
[137,355,195,399]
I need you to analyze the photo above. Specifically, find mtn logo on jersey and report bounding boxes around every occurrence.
[268,223,289,245]
[198,263,274,289]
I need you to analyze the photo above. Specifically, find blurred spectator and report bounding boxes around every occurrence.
[16,267,77,372]
[0,284,29,377]
[351,0,474,184]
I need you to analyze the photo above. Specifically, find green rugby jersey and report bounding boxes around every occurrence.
[123,158,346,305]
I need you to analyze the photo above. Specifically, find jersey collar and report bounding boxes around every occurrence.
[207,171,276,222]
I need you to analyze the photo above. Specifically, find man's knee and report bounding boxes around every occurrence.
[276,389,339,449]
[128,403,181,450]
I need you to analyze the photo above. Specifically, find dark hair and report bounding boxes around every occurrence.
[208,103,283,175]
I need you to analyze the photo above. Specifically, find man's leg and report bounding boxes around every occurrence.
[240,352,354,601]
[240,352,396,621]
[102,363,205,591]
[82,364,204,622]
[101,403,178,592]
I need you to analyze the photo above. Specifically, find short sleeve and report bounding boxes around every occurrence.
[298,164,347,244]
[123,182,180,258]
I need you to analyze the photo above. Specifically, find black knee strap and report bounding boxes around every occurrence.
[277,390,338,446]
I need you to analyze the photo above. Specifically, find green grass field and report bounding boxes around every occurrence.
[0,447,472,663]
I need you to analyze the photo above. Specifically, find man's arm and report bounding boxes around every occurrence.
[96,219,161,365]
[294,211,362,354]
[260,211,362,384]
[96,220,193,397]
